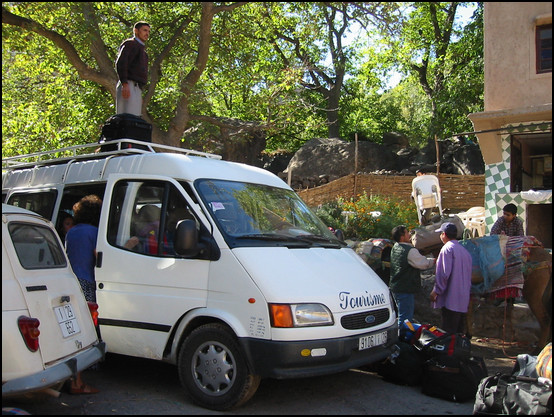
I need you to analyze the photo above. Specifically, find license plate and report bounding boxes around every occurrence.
[54,304,81,338]
[358,331,387,351]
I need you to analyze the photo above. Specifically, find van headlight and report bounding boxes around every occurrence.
[269,303,334,328]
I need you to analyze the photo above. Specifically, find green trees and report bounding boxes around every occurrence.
[2,2,483,160]
[3,2,249,155]
[341,2,483,146]
[394,2,484,141]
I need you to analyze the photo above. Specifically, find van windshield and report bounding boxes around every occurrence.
[195,179,344,248]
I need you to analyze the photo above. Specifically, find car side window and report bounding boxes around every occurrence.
[9,222,67,269]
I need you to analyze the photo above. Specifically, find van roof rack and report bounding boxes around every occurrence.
[2,139,221,170]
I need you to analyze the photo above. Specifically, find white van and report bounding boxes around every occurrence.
[2,140,398,410]
[2,204,105,397]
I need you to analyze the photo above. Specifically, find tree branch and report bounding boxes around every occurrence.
[2,6,108,88]
[169,2,248,142]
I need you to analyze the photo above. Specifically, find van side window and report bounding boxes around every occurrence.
[57,183,106,225]
[9,222,67,269]
[107,180,196,256]
[7,191,58,220]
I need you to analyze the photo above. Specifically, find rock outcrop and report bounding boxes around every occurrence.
[267,136,484,189]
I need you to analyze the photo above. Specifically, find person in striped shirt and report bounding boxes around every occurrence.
[490,203,524,236]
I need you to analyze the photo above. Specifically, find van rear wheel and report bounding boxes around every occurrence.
[178,323,260,411]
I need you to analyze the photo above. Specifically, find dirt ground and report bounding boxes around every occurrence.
[413,271,545,375]
[469,337,536,376]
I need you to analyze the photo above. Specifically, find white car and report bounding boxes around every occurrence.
[2,204,105,397]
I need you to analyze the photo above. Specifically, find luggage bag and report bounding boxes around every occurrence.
[422,354,488,403]
[473,373,552,415]
[99,113,152,151]
[415,331,472,362]
[377,341,425,386]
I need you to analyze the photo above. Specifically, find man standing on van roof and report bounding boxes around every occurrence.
[115,21,150,116]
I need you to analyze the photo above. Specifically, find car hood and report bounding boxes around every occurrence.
[231,246,391,314]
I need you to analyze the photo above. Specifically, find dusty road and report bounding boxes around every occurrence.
[3,340,531,416]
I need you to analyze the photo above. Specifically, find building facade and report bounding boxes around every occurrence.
[469,2,552,247]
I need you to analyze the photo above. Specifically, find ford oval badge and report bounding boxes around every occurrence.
[365,315,376,324]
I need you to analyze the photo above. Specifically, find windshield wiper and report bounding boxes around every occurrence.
[236,233,343,248]
[236,233,293,241]
[291,234,345,248]
[235,233,312,247]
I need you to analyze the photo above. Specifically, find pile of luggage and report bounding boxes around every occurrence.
[377,320,486,402]
[377,320,552,415]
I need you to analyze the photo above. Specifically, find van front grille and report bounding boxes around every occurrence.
[340,308,390,330]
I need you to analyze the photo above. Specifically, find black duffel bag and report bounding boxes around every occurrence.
[99,113,152,152]
[377,341,426,386]
[415,330,472,362]
[422,354,488,403]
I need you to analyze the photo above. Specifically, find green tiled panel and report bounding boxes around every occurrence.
[482,122,552,234]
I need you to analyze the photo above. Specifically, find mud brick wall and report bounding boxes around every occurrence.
[296,173,485,212]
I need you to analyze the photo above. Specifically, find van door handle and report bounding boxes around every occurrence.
[96,251,103,268]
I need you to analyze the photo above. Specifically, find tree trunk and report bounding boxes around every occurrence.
[326,89,341,139]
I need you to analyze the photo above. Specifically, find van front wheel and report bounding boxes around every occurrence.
[178,323,260,411]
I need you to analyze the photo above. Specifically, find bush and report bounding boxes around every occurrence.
[314,193,419,240]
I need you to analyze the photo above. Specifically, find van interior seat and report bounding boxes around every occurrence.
[139,205,160,222]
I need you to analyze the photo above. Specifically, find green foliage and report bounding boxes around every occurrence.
[372,2,484,143]
[314,192,419,240]
[436,3,484,139]
[2,2,483,159]
[338,3,483,147]
[2,33,109,154]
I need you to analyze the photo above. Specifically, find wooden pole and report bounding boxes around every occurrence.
[435,134,440,174]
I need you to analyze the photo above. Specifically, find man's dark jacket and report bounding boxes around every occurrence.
[116,38,148,87]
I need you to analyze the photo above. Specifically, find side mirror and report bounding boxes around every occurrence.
[174,219,200,257]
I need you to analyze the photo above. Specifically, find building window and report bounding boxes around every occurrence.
[536,24,552,73]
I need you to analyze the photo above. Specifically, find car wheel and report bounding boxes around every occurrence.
[178,323,260,411]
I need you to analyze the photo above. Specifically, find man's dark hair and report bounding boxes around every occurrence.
[503,203,517,215]
[391,225,407,243]
[134,21,150,30]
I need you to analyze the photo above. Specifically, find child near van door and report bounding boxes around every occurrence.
[57,211,75,244]
[65,194,102,395]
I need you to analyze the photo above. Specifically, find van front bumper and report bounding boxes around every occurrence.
[2,341,106,397]
[239,325,397,379]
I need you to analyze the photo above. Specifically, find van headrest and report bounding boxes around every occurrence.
[139,205,160,222]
